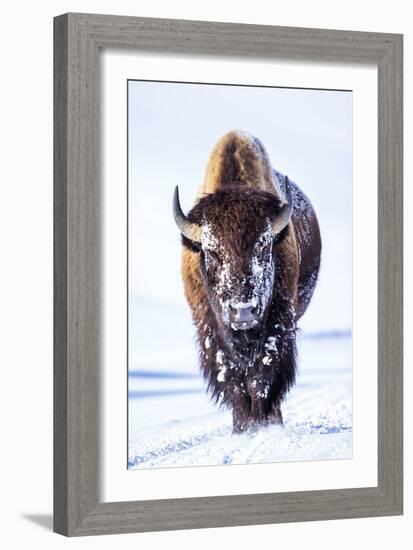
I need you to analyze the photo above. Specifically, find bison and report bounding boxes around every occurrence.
[173,130,321,433]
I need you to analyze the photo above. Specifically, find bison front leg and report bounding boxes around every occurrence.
[247,377,271,428]
[231,389,251,434]
[267,402,284,426]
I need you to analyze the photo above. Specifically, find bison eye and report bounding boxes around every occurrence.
[255,239,272,255]
[205,249,219,261]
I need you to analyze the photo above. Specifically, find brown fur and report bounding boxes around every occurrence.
[200,130,281,195]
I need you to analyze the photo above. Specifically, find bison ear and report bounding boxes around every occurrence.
[181,234,202,252]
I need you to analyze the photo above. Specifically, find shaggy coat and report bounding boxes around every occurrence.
[179,131,321,432]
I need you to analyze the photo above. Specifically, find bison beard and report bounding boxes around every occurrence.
[174,131,321,433]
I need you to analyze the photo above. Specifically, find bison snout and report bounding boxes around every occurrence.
[229,302,259,330]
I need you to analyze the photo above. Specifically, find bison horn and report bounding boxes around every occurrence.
[272,176,293,235]
[173,186,202,244]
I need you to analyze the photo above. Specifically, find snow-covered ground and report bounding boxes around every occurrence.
[128,332,352,469]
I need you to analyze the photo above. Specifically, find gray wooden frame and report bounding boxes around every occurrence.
[54,12,403,536]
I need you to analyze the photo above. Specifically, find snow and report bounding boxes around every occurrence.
[216,350,225,365]
[217,364,227,382]
[201,223,219,251]
[128,332,352,469]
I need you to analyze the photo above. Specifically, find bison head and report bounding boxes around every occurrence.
[173,181,293,332]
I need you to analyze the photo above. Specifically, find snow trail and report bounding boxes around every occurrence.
[128,334,352,469]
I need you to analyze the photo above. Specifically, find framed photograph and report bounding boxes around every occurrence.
[54,13,403,536]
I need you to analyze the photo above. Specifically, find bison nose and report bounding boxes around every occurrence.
[229,303,257,323]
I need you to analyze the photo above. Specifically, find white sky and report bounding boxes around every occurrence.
[128,80,352,333]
